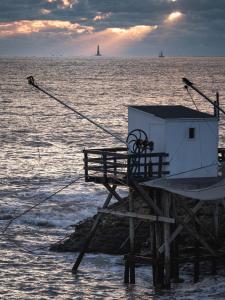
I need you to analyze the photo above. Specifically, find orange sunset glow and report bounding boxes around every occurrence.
[70,25,158,55]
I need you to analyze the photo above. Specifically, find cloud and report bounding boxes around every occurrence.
[45,0,78,9]
[58,0,79,9]
[40,9,51,15]
[93,12,112,22]
[68,25,158,55]
[0,0,225,56]
[165,11,183,23]
[0,20,93,37]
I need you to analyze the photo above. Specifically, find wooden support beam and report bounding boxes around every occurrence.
[124,259,130,284]
[119,220,143,250]
[124,254,152,264]
[163,192,171,289]
[129,189,135,284]
[103,183,123,202]
[171,197,180,282]
[72,185,117,273]
[154,190,164,288]
[178,218,217,257]
[151,222,157,287]
[221,199,225,210]
[212,201,220,275]
[130,177,162,215]
[193,222,200,283]
[181,202,216,243]
[159,201,203,254]
[214,201,219,237]
[98,209,175,224]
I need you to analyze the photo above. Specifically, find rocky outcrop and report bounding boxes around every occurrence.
[50,196,151,254]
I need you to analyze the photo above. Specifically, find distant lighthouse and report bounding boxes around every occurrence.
[96,45,101,56]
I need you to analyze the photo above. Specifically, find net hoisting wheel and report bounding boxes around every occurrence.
[126,129,154,153]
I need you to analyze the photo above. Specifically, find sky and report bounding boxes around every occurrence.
[0,0,225,57]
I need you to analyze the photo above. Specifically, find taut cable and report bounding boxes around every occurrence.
[27,76,127,145]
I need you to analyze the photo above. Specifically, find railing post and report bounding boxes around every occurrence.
[127,156,131,185]
[83,150,88,181]
[103,152,107,183]
[114,156,117,176]
[158,154,163,177]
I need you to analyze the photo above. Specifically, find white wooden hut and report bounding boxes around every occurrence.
[128,105,218,179]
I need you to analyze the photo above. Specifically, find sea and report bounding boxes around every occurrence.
[1,56,225,300]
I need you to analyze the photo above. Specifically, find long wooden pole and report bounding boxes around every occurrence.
[183,78,225,115]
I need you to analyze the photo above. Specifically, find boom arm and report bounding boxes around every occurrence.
[183,78,225,116]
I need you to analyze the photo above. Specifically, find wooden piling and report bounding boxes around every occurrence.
[124,259,130,284]
[129,188,135,284]
[193,222,200,283]
[163,192,171,289]
[154,190,164,288]
[171,196,180,282]
[211,201,219,275]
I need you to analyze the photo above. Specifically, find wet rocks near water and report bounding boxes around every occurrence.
[50,197,150,255]
[50,193,225,266]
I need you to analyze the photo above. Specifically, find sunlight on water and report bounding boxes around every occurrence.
[1,57,225,299]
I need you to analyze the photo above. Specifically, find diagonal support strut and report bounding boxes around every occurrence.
[72,185,117,273]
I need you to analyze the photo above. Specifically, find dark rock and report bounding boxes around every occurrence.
[50,197,150,254]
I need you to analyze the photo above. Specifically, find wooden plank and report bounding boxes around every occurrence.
[84,147,127,152]
[86,176,126,185]
[98,209,175,224]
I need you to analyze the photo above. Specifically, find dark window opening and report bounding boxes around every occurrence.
[189,128,195,139]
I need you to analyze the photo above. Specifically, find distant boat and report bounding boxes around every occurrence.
[159,51,165,58]
[95,45,102,56]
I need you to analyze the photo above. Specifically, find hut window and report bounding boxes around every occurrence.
[188,128,195,139]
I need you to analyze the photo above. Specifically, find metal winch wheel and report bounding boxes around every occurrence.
[126,129,154,153]
[126,129,154,177]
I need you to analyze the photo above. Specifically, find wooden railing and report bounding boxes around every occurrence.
[83,147,169,185]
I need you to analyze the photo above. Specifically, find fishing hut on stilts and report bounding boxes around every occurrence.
[27,76,225,288]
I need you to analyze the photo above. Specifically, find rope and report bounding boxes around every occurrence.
[185,85,218,138]
[164,162,218,179]
[185,86,199,111]
[2,175,84,234]
[27,76,126,145]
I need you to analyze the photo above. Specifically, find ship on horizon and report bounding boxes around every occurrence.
[159,51,165,58]
[95,45,102,56]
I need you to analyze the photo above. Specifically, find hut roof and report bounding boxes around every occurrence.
[142,163,225,201]
[129,105,215,119]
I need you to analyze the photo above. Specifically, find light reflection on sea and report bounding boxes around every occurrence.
[1,57,225,299]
